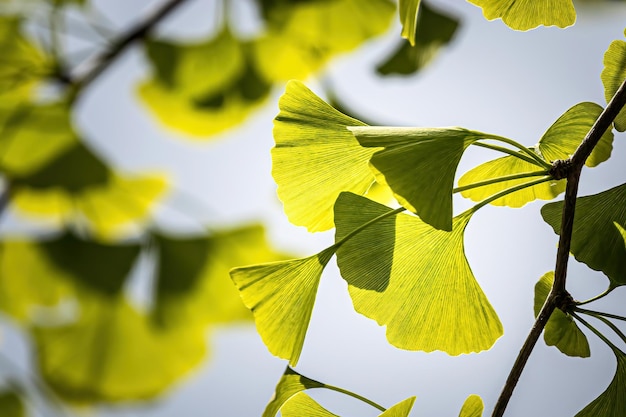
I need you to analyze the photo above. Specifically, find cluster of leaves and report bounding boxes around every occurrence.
[231,16,626,417]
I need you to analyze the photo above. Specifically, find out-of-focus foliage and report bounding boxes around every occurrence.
[0,390,25,417]
[601,29,626,131]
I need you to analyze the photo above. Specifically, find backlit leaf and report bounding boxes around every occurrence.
[601,36,626,131]
[350,126,487,231]
[459,394,484,417]
[263,367,325,417]
[335,192,502,354]
[380,397,416,417]
[398,0,420,46]
[541,183,626,286]
[378,2,459,75]
[0,390,25,417]
[534,272,590,358]
[281,392,340,417]
[272,80,374,232]
[616,222,626,247]
[230,247,335,365]
[467,0,575,31]
[575,350,626,416]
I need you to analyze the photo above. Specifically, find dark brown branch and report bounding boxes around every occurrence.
[491,77,626,417]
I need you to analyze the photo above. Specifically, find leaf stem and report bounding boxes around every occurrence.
[575,286,616,306]
[478,135,552,169]
[571,311,623,354]
[576,309,626,346]
[453,170,549,194]
[470,142,544,167]
[468,176,552,214]
[574,307,626,323]
[322,384,386,412]
[334,206,406,249]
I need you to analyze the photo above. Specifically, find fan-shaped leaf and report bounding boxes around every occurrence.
[380,397,416,417]
[334,192,502,354]
[398,0,420,46]
[230,247,335,365]
[272,80,375,232]
[281,392,340,417]
[541,183,626,286]
[601,35,626,131]
[575,350,626,416]
[350,126,487,231]
[0,390,25,417]
[534,272,590,358]
[459,394,484,417]
[263,367,325,417]
[467,0,575,31]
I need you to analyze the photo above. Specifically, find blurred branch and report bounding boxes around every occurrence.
[69,0,188,98]
[491,77,626,417]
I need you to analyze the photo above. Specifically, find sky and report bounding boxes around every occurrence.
[2,1,626,416]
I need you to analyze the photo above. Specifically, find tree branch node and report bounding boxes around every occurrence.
[548,159,572,180]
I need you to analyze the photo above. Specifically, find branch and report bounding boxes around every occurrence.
[491,77,626,417]
[69,0,187,96]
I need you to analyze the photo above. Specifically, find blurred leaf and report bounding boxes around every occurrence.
[467,0,575,31]
[534,272,590,357]
[601,35,626,131]
[575,350,626,416]
[459,394,484,417]
[378,2,459,76]
[138,30,270,137]
[0,390,25,417]
[398,0,420,46]
[335,192,502,354]
[230,247,335,366]
[253,0,395,81]
[380,397,416,416]
[272,80,374,232]
[153,224,290,328]
[263,367,325,417]
[541,183,626,286]
[280,392,340,417]
[350,126,486,231]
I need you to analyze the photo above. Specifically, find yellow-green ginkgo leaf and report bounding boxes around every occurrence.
[616,222,626,248]
[601,36,626,131]
[467,0,575,31]
[272,80,375,232]
[138,30,270,137]
[33,296,206,403]
[398,0,421,46]
[263,367,325,417]
[253,0,395,82]
[0,389,25,417]
[534,272,590,358]
[575,350,626,416]
[350,126,486,231]
[542,183,626,286]
[153,224,290,329]
[379,397,416,417]
[281,392,340,417]
[334,192,503,354]
[230,247,335,366]
[459,394,484,417]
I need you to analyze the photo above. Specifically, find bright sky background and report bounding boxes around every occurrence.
[2,1,626,416]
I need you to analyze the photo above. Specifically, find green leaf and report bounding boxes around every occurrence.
[253,0,395,82]
[615,222,626,248]
[230,247,335,366]
[541,183,626,286]
[380,397,416,417]
[350,126,486,231]
[378,2,459,76]
[575,350,626,416]
[398,0,420,46]
[0,390,25,417]
[601,36,626,131]
[138,30,270,137]
[459,394,484,417]
[534,272,590,358]
[467,0,575,31]
[263,367,325,417]
[334,192,503,354]
[281,392,340,417]
[272,80,375,232]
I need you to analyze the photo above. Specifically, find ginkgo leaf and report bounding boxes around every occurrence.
[467,0,575,31]
[153,224,290,328]
[280,392,340,417]
[379,2,458,75]
[459,394,484,417]
[334,192,503,354]
[541,183,626,286]
[0,389,25,417]
[230,247,335,365]
[534,272,590,358]
[398,0,420,46]
[350,126,487,231]
[138,30,270,137]
[380,397,416,417]
[616,222,626,248]
[253,0,395,81]
[575,350,626,416]
[263,367,325,417]
[272,80,375,232]
[601,36,626,131]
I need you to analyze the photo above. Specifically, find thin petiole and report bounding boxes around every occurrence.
[575,286,616,306]
[471,142,542,167]
[574,307,626,323]
[453,170,548,194]
[467,176,553,214]
[479,135,552,169]
[334,206,406,249]
[322,384,386,413]
[582,311,626,346]
[572,311,623,354]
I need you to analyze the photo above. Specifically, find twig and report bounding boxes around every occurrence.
[491,77,626,417]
